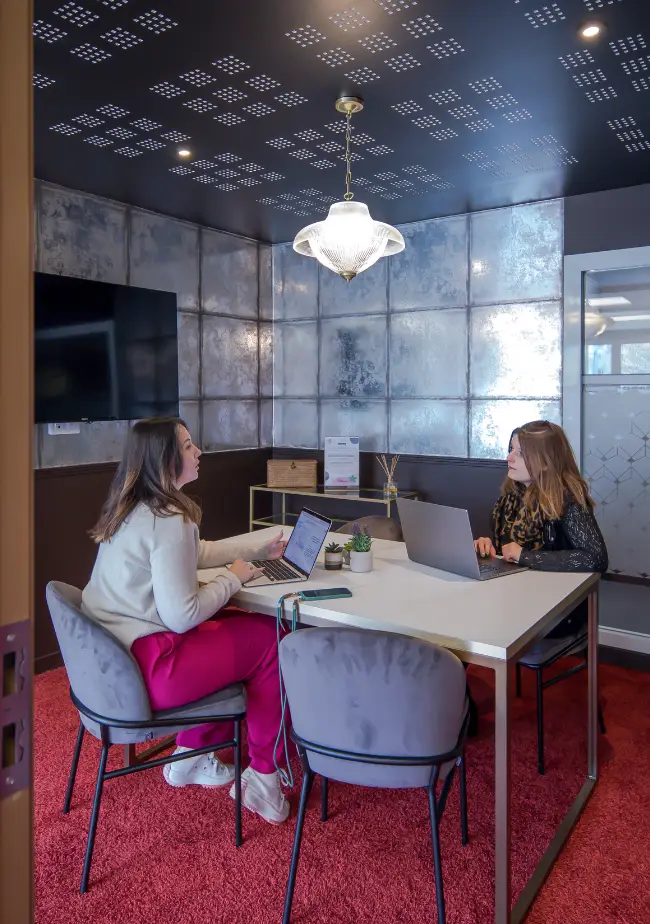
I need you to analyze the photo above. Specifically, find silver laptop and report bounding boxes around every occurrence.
[396,497,528,581]
[246,507,332,587]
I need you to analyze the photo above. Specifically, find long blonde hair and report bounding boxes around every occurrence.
[90,418,201,543]
[501,420,593,520]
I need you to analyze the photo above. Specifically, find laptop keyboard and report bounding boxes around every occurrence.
[478,562,503,575]
[251,559,300,582]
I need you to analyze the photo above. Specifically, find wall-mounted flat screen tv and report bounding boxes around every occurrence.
[34,272,179,424]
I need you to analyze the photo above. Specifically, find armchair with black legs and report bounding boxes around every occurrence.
[46,581,247,894]
[278,626,470,924]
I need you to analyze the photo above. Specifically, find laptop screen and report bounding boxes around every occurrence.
[283,508,331,576]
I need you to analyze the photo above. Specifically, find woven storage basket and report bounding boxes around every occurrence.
[267,459,317,489]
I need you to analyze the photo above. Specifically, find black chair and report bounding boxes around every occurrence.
[46,581,247,893]
[516,631,606,775]
[279,627,470,924]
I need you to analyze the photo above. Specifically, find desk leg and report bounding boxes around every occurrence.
[494,661,512,924]
[588,586,599,781]
[249,486,254,533]
[123,745,136,767]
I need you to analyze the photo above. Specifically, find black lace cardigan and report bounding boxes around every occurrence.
[510,502,609,574]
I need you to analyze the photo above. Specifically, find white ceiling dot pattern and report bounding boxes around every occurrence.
[33,0,650,242]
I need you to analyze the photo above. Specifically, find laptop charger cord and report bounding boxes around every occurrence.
[273,592,302,787]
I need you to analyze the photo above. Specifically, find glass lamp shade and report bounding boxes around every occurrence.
[293,200,405,282]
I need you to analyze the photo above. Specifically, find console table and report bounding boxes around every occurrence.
[249,484,417,532]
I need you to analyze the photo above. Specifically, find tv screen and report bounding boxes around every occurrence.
[34,273,179,424]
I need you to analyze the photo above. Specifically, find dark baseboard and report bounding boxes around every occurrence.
[603,573,650,588]
[35,651,64,675]
[599,645,650,673]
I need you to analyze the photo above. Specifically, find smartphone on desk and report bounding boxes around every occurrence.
[299,588,352,601]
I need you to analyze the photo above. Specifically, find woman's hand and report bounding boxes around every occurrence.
[228,559,264,584]
[501,542,522,563]
[474,537,496,559]
[266,530,288,560]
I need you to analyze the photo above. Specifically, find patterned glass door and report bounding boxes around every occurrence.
[582,265,650,580]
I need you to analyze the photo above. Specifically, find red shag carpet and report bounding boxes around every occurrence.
[34,661,650,924]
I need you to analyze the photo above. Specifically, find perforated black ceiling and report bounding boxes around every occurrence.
[34,0,650,242]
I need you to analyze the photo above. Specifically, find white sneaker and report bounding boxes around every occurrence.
[163,746,235,788]
[229,766,290,825]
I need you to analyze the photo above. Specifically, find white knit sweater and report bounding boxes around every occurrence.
[81,504,268,649]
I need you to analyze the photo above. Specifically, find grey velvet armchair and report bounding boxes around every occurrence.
[279,626,470,924]
[46,581,247,893]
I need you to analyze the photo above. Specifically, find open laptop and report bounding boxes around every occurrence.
[246,507,332,587]
[396,497,528,581]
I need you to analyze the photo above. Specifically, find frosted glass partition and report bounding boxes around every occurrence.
[564,246,650,601]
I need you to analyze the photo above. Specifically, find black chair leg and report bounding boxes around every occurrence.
[427,783,446,924]
[63,721,85,815]
[80,740,109,894]
[459,755,468,847]
[515,662,522,698]
[282,766,313,924]
[234,718,242,847]
[320,776,328,822]
[598,703,606,735]
[536,670,545,776]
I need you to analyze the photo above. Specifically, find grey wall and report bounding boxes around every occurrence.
[564,182,650,255]
[34,181,272,467]
[271,199,564,461]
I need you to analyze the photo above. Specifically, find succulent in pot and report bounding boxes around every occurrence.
[344,524,373,573]
[324,541,344,571]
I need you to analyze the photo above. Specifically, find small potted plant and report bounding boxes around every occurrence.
[324,541,344,571]
[344,524,373,573]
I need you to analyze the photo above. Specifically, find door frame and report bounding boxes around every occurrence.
[0,0,34,921]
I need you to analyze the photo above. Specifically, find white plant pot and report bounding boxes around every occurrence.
[349,550,373,573]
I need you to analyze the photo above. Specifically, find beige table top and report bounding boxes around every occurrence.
[199,527,598,662]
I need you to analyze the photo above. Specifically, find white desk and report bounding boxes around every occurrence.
[199,527,600,924]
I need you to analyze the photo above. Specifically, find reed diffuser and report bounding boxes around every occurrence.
[376,454,400,498]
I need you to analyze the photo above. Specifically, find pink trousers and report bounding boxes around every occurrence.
[131,607,284,774]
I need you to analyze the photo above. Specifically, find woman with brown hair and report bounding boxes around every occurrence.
[82,418,291,824]
[474,420,608,635]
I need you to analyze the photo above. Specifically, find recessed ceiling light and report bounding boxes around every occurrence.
[580,22,603,39]
[177,148,192,158]
[586,296,630,307]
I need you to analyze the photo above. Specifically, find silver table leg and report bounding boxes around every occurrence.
[587,586,599,782]
[510,584,600,924]
[494,660,512,924]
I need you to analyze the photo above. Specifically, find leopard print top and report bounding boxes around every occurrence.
[492,486,545,555]
[491,488,609,574]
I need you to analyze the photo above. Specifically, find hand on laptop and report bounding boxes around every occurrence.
[228,559,265,584]
[474,537,497,559]
[266,530,288,560]
[501,542,522,563]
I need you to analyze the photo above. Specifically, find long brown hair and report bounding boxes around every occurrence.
[90,418,201,543]
[501,420,593,520]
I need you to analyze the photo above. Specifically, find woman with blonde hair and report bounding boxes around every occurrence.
[475,419,608,636]
[82,418,291,824]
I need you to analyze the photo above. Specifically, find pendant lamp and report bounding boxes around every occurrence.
[293,96,405,283]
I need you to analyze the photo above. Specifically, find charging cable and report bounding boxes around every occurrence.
[273,592,302,787]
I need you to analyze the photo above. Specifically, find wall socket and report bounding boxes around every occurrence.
[47,422,81,436]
